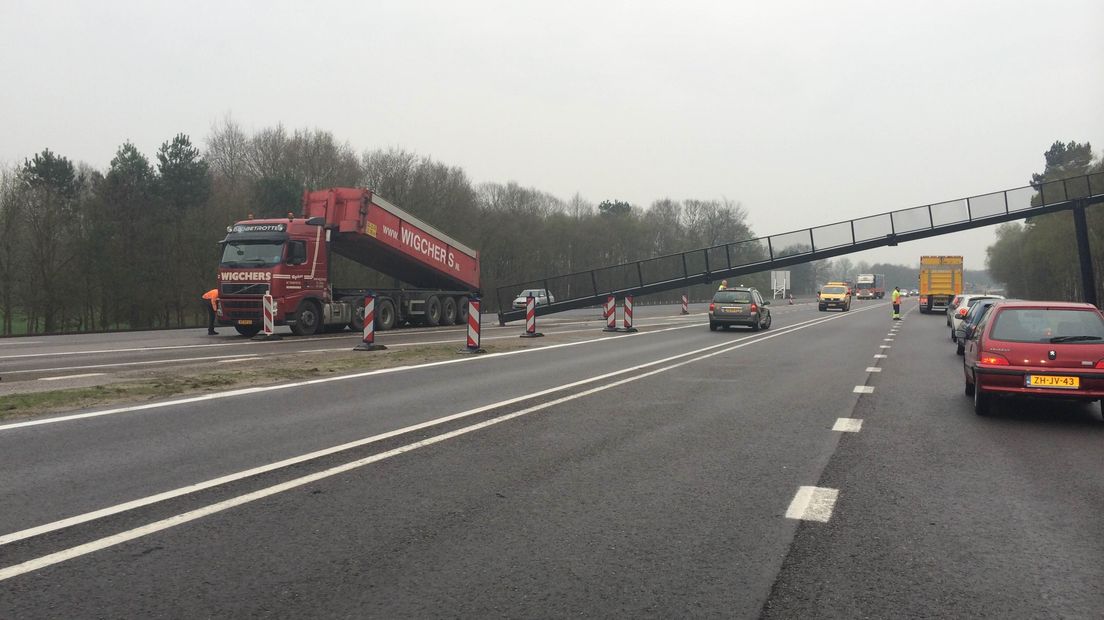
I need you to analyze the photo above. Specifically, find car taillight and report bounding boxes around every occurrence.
[980,352,1010,365]
[1095,359,1104,369]
[709,302,715,312]
[750,303,758,313]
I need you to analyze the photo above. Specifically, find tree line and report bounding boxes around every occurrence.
[3,124,1088,336]
[0,120,771,335]
[986,141,1104,303]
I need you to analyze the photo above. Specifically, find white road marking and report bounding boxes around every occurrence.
[0,340,42,346]
[853,385,874,393]
[0,306,879,579]
[865,367,881,372]
[37,373,106,382]
[832,418,863,432]
[0,305,886,434]
[785,486,839,522]
[883,338,894,341]
[873,354,887,359]
[216,357,260,364]
[879,345,891,349]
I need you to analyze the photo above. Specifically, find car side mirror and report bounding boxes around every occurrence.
[762,300,770,306]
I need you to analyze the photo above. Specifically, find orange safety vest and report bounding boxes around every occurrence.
[202,288,219,311]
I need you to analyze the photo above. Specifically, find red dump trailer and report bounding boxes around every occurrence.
[216,188,480,336]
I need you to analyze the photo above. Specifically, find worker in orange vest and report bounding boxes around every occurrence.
[202,288,219,335]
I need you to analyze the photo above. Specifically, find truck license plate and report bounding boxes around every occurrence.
[237,319,253,325]
[1026,375,1078,389]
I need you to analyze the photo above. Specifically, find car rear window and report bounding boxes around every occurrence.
[821,286,846,294]
[714,291,753,303]
[989,308,1104,343]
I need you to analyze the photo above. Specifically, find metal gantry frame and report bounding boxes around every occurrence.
[496,173,1104,324]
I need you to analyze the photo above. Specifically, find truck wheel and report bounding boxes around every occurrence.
[424,296,442,326]
[709,322,718,331]
[456,297,469,324]
[441,296,458,326]
[818,304,826,311]
[349,297,366,332]
[235,324,262,337]
[292,300,322,336]
[376,299,396,331]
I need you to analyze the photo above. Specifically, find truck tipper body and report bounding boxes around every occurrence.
[855,273,885,300]
[918,256,963,313]
[216,188,480,336]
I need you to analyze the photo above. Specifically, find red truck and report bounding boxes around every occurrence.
[216,188,480,337]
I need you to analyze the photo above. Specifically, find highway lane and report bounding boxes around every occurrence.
[0,304,719,383]
[762,305,1104,618]
[0,301,829,535]
[0,298,896,617]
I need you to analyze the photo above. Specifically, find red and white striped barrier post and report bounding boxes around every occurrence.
[354,294,387,351]
[520,294,544,338]
[603,295,618,332]
[681,294,690,315]
[460,297,486,354]
[253,293,282,340]
[621,295,638,332]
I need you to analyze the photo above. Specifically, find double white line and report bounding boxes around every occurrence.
[0,304,881,582]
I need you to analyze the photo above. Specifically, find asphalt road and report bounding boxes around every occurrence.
[2,296,1101,618]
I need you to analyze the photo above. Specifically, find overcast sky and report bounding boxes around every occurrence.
[3,1,1102,272]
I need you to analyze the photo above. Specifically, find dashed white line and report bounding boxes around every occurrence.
[879,345,891,349]
[785,486,839,522]
[883,338,894,341]
[865,367,882,372]
[832,418,863,432]
[853,385,874,393]
[37,373,106,382]
[873,354,887,359]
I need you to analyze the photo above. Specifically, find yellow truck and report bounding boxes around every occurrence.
[918,255,963,314]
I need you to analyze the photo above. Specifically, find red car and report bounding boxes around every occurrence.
[963,300,1104,416]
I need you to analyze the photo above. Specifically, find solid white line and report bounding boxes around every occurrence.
[0,307,874,579]
[4,353,262,375]
[832,418,863,432]
[216,357,259,364]
[873,354,887,359]
[853,385,874,393]
[0,340,42,346]
[785,486,839,522]
[0,305,882,434]
[37,373,106,382]
[865,367,881,372]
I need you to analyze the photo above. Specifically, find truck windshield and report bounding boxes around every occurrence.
[220,241,285,267]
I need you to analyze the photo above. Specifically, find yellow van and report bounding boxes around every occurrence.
[818,282,852,312]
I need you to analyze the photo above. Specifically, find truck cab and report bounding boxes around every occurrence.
[217,218,334,337]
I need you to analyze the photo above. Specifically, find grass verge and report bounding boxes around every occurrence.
[0,342,527,422]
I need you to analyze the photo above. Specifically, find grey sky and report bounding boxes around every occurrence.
[3,1,1102,273]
